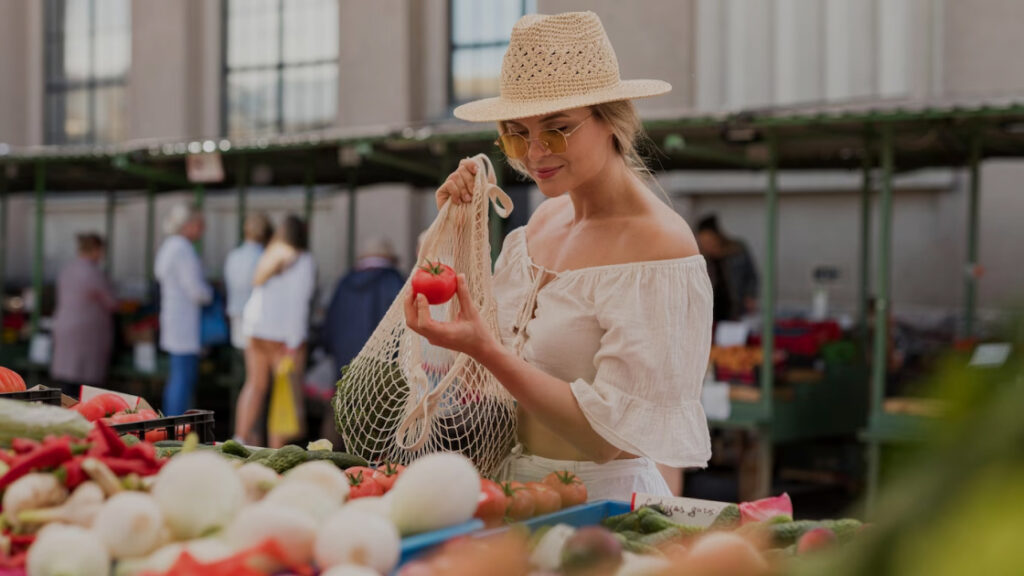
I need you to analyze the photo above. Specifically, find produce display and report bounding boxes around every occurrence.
[400,493,866,576]
[0,365,877,576]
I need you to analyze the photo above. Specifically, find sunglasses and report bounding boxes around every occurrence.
[495,115,593,159]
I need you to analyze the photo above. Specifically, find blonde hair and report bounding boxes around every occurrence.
[498,100,662,191]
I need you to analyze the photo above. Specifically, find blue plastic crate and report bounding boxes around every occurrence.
[398,517,486,566]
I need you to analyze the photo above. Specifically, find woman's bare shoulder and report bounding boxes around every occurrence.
[625,209,701,262]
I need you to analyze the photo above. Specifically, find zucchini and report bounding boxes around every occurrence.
[0,398,91,445]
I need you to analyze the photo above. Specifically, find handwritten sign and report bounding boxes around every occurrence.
[631,494,732,528]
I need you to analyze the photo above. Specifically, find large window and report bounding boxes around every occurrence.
[44,0,131,145]
[449,0,533,109]
[223,0,339,138]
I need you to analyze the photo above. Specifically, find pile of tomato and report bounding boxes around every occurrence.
[476,471,588,526]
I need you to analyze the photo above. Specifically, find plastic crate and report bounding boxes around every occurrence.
[399,518,486,566]
[0,386,63,406]
[110,409,216,443]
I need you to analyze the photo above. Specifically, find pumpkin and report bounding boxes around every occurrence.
[0,367,27,393]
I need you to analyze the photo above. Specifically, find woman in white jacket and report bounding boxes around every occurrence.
[235,215,316,448]
[154,204,212,415]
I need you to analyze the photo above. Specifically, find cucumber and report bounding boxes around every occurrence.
[220,439,251,458]
[709,504,741,530]
[821,518,862,543]
[120,434,141,447]
[246,448,275,463]
[154,440,184,448]
[0,398,91,445]
[769,520,824,548]
[265,445,308,473]
[305,450,369,470]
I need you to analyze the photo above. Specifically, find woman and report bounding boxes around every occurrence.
[235,215,316,448]
[405,11,713,500]
[51,233,118,398]
[154,204,212,416]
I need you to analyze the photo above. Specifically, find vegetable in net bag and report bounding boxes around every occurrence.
[333,154,517,476]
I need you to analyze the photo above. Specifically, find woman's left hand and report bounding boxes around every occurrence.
[404,274,496,360]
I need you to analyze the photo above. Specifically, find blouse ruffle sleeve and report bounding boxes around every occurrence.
[568,259,715,468]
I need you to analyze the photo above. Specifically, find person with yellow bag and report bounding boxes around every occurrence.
[235,215,315,448]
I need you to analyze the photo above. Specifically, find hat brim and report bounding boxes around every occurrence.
[452,79,671,123]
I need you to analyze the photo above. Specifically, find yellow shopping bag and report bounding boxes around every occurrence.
[268,356,300,438]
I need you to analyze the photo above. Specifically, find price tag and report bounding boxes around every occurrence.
[630,494,732,528]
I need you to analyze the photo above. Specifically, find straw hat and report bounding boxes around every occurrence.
[453,11,671,122]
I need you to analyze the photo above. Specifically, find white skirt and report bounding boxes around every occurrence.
[504,448,672,502]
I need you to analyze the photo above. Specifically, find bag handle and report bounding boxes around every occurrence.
[396,154,512,452]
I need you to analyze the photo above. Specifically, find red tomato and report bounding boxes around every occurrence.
[0,367,26,393]
[371,462,406,493]
[136,409,160,421]
[87,394,131,417]
[347,469,384,499]
[501,481,535,521]
[73,401,106,422]
[475,478,509,526]
[542,471,587,508]
[110,412,147,425]
[410,260,457,305]
[525,481,562,516]
[144,429,168,443]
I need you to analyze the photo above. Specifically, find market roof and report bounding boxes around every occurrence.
[1,94,1022,193]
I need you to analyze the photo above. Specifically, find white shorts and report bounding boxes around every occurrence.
[504,449,672,502]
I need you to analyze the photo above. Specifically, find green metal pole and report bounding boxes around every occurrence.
[193,185,204,257]
[761,132,778,419]
[346,170,358,272]
[145,181,156,303]
[105,189,116,275]
[0,171,6,331]
[859,148,872,334]
[871,126,895,421]
[31,162,45,344]
[237,155,248,244]
[304,156,315,234]
[964,131,982,339]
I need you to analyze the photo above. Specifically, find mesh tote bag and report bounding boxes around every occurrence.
[333,154,517,477]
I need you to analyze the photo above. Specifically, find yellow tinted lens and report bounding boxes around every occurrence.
[499,134,528,158]
[540,130,568,153]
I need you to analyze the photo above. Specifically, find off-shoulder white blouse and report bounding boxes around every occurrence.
[492,227,714,468]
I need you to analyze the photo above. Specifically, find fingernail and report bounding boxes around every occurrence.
[463,195,471,202]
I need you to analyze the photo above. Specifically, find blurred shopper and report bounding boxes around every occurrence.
[155,204,212,415]
[322,237,404,376]
[50,233,118,398]
[318,237,404,444]
[697,214,759,322]
[236,215,316,448]
[224,213,272,349]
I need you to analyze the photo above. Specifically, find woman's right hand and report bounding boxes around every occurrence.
[435,158,480,210]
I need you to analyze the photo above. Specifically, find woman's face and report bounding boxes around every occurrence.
[502,107,615,198]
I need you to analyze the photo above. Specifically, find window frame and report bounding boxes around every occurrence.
[44,0,131,145]
[220,0,340,138]
[447,0,533,111]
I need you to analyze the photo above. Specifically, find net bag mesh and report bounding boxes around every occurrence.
[333,154,517,477]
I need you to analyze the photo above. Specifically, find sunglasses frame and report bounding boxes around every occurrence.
[495,114,593,159]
